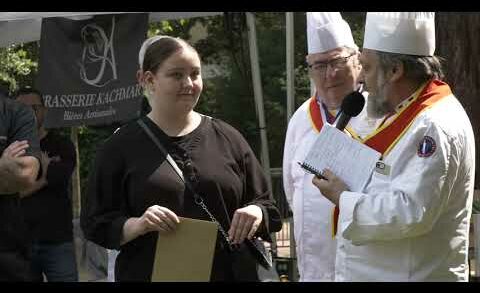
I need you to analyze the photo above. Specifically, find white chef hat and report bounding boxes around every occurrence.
[363,12,436,56]
[138,35,172,70]
[307,12,358,54]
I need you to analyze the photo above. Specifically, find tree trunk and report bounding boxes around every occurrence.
[436,12,480,187]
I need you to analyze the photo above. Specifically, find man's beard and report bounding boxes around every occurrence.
[366,73,390,119]
[367,92,390,119]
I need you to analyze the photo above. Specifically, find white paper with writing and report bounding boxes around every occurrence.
[302,124,381,192]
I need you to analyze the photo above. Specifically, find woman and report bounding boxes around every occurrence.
[80,35,282,281]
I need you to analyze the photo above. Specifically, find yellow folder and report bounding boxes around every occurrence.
[151,217,218,282]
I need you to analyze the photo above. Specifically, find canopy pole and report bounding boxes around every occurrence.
[245,12,272,192]
[286,12,295,122]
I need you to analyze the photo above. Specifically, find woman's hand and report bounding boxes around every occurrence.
[228,205,263,245]
[139,205,180,234]
[121,205,180,245]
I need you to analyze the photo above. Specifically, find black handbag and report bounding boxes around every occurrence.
[246,238,273,269]
[137,119,273,270]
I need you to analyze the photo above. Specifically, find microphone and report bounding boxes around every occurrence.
[335,91,365,131]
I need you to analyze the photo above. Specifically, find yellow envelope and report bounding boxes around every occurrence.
[151,217,218,282]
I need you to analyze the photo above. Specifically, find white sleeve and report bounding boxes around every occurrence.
[338,122,456,245]
[283,118,297,210]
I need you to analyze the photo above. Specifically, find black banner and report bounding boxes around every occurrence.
[37,13,149,128]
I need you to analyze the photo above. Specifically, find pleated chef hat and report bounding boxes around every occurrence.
[307,12,358,54]
[363,12,435,56]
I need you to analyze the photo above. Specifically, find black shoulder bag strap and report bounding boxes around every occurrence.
[137,118,272,269]
[136,118,234,250]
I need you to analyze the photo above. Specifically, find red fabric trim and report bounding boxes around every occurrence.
[364,80,451,155]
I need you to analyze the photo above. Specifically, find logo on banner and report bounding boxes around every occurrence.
[38,13,149,128]
[79,16,118,88]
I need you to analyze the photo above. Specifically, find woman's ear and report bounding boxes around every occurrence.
[136,70,144,85]
[142,71,156,96]
[144,71,156,87]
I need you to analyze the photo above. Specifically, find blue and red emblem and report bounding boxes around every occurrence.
[417,136,436,158]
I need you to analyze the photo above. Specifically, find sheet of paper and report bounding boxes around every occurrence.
[151,217,218,282]
[303,124,381,192]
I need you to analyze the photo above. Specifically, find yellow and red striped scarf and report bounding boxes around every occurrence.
[328,80,452,237]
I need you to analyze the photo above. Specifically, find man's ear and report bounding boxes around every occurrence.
[389,61,404,82]
[354,53,362,69]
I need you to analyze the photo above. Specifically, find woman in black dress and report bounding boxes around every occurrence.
[80,35,282,281]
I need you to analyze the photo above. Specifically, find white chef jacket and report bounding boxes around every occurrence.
[283,94,376,281]
[335,89,475,281]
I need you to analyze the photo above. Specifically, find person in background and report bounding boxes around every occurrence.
[0,86,41,281]
[313,12,475,281]
[15,87,78,282]
[81,35,282,281]
[282,12,376,281]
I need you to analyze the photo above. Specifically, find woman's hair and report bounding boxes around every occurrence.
[141,36,199,74]
[376,51,445,83]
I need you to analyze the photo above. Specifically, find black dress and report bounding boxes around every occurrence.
[81,115,282,281]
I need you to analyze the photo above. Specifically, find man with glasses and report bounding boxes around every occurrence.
[282,12,376,282]
[15,87,78,282]
[0,84,41,281]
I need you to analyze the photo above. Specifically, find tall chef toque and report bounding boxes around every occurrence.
[363,12,436,56]
[307,12,358,54]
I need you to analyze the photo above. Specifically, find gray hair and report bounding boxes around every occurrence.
[376,51,444,83]
[344,46,359,55]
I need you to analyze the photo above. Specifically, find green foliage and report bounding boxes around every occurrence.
[343,12,367,48]
[473,200,480,214]
[77,125,117,194]
[0,43,39,93]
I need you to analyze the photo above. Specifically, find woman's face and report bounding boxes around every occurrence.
[145,47,203,113]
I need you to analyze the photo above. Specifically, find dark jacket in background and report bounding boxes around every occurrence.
[0,95,41,281]
[21,131,76,244]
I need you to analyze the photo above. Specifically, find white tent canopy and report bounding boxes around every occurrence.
[0,12,222,47]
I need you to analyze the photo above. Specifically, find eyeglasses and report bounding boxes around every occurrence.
[307,53,356,76]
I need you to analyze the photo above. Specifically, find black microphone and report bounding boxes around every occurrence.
[335,91,365,131]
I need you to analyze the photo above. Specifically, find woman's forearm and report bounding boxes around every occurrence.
[121,217,147,245]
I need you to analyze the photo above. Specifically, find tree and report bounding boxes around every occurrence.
[0,43,39,94]
[436,12,480,187]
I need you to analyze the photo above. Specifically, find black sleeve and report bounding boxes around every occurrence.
[46,136,76,189]
[215,119,283,241]
[80,140,129,250]
[241,139,283,241]
[9,101,41,159]
[214,119,282,242]
[9,101,42,177]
